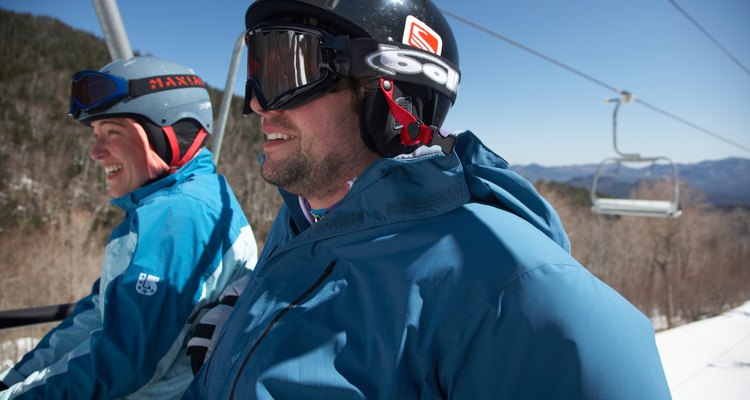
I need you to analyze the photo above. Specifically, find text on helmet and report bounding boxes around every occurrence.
[365,44,459,95]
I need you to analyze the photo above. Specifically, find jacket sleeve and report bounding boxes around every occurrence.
[436,263,672,399]
[0,280,101,388]
[1,196,231,399]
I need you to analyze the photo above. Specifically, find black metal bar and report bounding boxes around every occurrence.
[0,303,76,330]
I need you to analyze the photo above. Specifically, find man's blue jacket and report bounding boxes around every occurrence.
[1,149,257,399]
[185,133,671,399]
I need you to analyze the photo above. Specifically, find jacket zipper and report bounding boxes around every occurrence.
[228,260,338,399]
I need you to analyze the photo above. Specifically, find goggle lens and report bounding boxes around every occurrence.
[249,29,322,104]
[244,24,348,113]
[69,71,128,117]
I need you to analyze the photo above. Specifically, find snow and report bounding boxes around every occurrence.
[656,300,750,400]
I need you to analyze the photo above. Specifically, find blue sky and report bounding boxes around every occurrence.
[2,0,748,166]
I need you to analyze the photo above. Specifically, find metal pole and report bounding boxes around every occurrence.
[607,94,640,161]
[212,30,246,166]
[0,303,76,330]
[92,0,133,61]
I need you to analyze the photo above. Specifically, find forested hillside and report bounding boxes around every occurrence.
[1,10,749,347]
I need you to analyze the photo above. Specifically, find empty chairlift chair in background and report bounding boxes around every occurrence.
[590,92,682,218]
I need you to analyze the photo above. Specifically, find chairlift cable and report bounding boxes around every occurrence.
[440,8,750,155]
[667,0,750,78]
[635,98,750,153]
[440,9,620,93]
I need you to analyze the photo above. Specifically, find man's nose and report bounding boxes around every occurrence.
[249,96,283,116]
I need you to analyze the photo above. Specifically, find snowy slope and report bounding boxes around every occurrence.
[656,301,750,399]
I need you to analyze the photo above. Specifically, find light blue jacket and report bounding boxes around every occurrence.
[0,149,257,399]
[185,133,670,399]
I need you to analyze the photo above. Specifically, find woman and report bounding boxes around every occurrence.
[0,56,257,399]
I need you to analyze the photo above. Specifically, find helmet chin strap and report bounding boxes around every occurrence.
[379,79,455,155]
[162,125,208,171]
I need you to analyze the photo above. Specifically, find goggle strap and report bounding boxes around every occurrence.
[349,38,381,73]
[129,74,206,98]
[350,38,459,103]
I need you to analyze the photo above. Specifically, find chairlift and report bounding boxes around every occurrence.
[590,92,682,218]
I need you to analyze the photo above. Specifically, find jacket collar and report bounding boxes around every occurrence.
[111,148,215,210]
[277,131,569,252]
[280,143,471,238]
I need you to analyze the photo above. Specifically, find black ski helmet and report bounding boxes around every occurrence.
[244,0,460,157]
[70,56,213,169]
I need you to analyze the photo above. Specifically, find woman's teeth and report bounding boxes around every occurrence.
[105,165,123,176]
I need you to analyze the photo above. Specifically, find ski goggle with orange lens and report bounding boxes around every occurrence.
[243,23,353,114]
[69,70,206,118]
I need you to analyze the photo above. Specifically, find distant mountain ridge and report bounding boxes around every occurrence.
[511,157,750,207]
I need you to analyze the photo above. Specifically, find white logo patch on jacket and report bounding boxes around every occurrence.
[136,273,161,296]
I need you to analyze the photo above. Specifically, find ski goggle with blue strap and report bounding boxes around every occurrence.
[68,70,206,118]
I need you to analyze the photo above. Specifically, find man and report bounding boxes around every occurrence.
[184,0,671,398]
[0,56,257,399]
